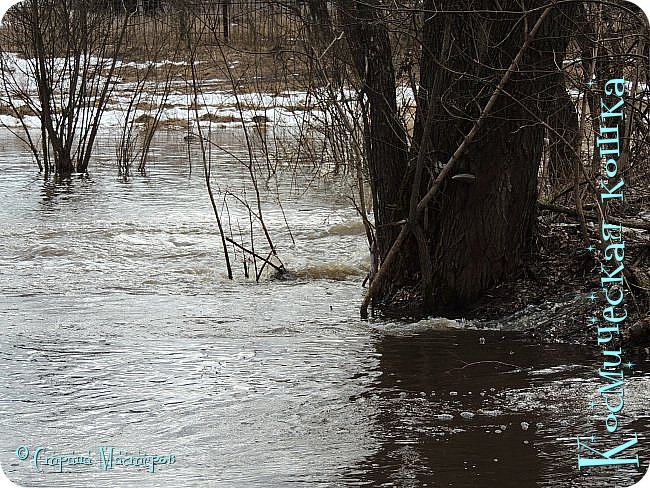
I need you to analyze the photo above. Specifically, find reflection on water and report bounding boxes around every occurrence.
[0,130,648,487]
[349,330,649,487]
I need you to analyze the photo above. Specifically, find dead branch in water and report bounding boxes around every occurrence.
[187,30,233,280]
[224,237,284,274]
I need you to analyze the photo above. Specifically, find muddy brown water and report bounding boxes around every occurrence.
[0,129,648,487]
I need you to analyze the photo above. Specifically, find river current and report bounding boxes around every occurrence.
[0,129,648,487]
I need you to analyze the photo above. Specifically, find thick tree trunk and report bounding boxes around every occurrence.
[412,2,574,315]
[353,1,575,317]
[336,1,409,263]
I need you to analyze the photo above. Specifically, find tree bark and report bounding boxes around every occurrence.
[354,1,576,317]
[336,1,409,268]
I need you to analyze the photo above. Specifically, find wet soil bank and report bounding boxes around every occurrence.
[465,206,650,345]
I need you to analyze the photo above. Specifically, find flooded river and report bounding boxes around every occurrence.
[0,129,648,487]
